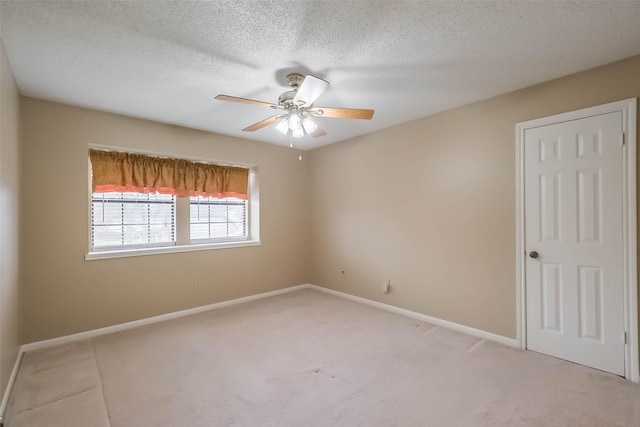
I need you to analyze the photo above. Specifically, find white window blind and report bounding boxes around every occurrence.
[91,192,175,251]
[190,196,247,242]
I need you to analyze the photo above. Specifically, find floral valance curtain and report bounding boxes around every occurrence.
[89,149,249,200]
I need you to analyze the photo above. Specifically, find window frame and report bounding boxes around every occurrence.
[85,147,260,261]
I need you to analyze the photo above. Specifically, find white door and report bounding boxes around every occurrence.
[524,111,625,375]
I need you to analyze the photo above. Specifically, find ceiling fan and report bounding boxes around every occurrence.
[215,73,374,139]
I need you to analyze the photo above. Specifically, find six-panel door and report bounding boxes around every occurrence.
[524,111,625,375]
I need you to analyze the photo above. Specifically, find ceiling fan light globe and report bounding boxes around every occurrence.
[288,113,302,130]
[275,118,289,135]
[292,127,304,138]
[302,117,318,134]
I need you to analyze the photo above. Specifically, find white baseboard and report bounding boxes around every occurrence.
[3,282,518,420]
[0,348,24,423]
[21,284,309,352]
[307,285,519,348]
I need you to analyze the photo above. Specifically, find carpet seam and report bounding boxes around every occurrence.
[90,338,113,427]
[10,386,98,416]
[421,325,441,336]
[466,338,486,353]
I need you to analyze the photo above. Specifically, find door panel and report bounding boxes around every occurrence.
[539,173,560,241]
[524,111,624,376]
[577,169,601,243]
[540,262,562,332]
[577,266,603,341]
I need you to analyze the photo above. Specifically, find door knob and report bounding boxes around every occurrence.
[529,251,539,259]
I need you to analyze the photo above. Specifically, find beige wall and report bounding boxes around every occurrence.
[16,54,640,350]
[0,41,21,400]
[20,99,310,342]
[309,55,640,339]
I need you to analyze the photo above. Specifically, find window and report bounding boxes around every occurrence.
[190,196,247,242]
[91,192,175,251]
[87,149,259,260]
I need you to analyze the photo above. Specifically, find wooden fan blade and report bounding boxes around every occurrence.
[242,116,282,132]
[215,94,277,109]
[293,75,330,106]
[310,127,327,138]
[315,107,374,120]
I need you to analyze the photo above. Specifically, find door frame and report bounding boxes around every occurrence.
[515,98,638,382]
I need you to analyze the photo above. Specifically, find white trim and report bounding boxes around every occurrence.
[0,349,24,422]
[515,98,638,382]
[85,239,261,261]
[247,167,260,244]
[307,285,519,348]
[21,284,308,352]
[515,115,526,351]
[624,100,638,382]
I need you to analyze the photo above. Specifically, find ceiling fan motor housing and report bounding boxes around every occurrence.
[278,90,297,107]
[278,73,306,108]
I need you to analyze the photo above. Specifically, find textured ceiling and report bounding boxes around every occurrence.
[1,1,640,150]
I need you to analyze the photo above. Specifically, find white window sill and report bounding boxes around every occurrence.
[85,240,261,261]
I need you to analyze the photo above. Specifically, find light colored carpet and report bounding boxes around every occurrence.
[5,289,640,426]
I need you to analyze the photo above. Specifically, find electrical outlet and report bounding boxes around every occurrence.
[384,280,391,294]
[191,282,197,290]
[340,270,346,279]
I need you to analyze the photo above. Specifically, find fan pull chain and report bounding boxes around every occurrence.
[288,129,301,160]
